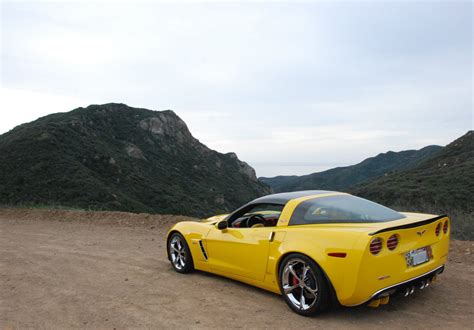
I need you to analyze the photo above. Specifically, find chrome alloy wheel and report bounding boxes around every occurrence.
[282,258,319,311]
[169,236,187,270]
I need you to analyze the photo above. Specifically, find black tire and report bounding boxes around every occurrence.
[167,232,194,274]
[278,253,329,316]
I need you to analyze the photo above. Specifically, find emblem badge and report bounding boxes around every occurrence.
[417,230,426,237]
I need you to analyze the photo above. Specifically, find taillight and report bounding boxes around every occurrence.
[370,237,383,255]
[387,234,399,250]
[443,220,449,234]
[435,223,441,236]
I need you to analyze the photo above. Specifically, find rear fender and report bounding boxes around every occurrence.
[269,227,367,304]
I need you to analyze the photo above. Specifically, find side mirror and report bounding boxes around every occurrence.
[217,220,228,230]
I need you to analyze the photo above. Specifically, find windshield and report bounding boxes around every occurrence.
[289,194,405,224]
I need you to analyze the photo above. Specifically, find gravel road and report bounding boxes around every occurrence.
[1,209,473,329]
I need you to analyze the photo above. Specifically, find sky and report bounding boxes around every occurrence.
[1,0,472,177]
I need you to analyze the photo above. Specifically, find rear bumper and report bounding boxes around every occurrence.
[355,264,445,305]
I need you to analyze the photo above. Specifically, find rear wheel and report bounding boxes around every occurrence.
[278,253,329,316]
[168,232,194,273]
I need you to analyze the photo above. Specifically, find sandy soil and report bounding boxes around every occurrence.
[1,208,473,329]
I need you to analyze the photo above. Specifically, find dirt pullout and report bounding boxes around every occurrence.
[1,208,473,329]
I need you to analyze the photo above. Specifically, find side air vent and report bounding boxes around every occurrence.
[199,240,208,260]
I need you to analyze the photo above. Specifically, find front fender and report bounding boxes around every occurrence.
[167,221,212,268]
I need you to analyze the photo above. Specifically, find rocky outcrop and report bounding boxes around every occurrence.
[125,143,146,160]
[227,153,257,181]
[138,112,192,144]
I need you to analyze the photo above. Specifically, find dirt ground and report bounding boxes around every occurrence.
[1,209,473,329]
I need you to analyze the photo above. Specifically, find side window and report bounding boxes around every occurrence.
[227,203,284,228]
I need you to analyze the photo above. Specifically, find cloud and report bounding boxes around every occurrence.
[1,0,472,176]
[0,88,86,134]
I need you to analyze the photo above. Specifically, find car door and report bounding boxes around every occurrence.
[205,225,273,281]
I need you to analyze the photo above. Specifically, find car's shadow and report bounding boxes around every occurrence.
[166,265,435,319]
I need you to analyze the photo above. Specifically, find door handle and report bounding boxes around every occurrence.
[268,231,275,242]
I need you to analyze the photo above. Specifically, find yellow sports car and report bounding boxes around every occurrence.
[166,191,450,316]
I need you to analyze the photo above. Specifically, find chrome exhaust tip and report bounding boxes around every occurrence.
[404,288,410,297]
[409,286,415,295]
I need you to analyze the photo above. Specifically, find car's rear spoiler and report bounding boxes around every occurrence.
[369,215,447,235]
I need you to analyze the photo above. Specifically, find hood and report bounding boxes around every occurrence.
[202,213,229,224]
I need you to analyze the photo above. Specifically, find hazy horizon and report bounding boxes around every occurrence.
[1,0,472,177]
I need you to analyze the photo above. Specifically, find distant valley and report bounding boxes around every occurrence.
[352,131,473,213]
[260,131,473,215]
[260,145,443,193]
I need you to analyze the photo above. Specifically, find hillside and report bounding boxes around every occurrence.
[260,145,442,193]
[353,131,474,212]
[0,103,271,217]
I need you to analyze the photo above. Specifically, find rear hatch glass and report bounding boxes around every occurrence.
[290,195,406,225]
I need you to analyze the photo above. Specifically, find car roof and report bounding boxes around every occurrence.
[251,190,340,205]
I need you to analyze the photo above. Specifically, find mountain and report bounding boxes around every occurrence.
[352,131,474,212]
[0,103,271,217]
[260,145,443,193]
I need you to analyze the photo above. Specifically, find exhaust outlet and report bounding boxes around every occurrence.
[419,280,426,290]
[368,299,381,308]
[404,288,410,297]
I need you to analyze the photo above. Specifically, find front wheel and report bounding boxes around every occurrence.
[168,232,194,273]
[278,253,329,316]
